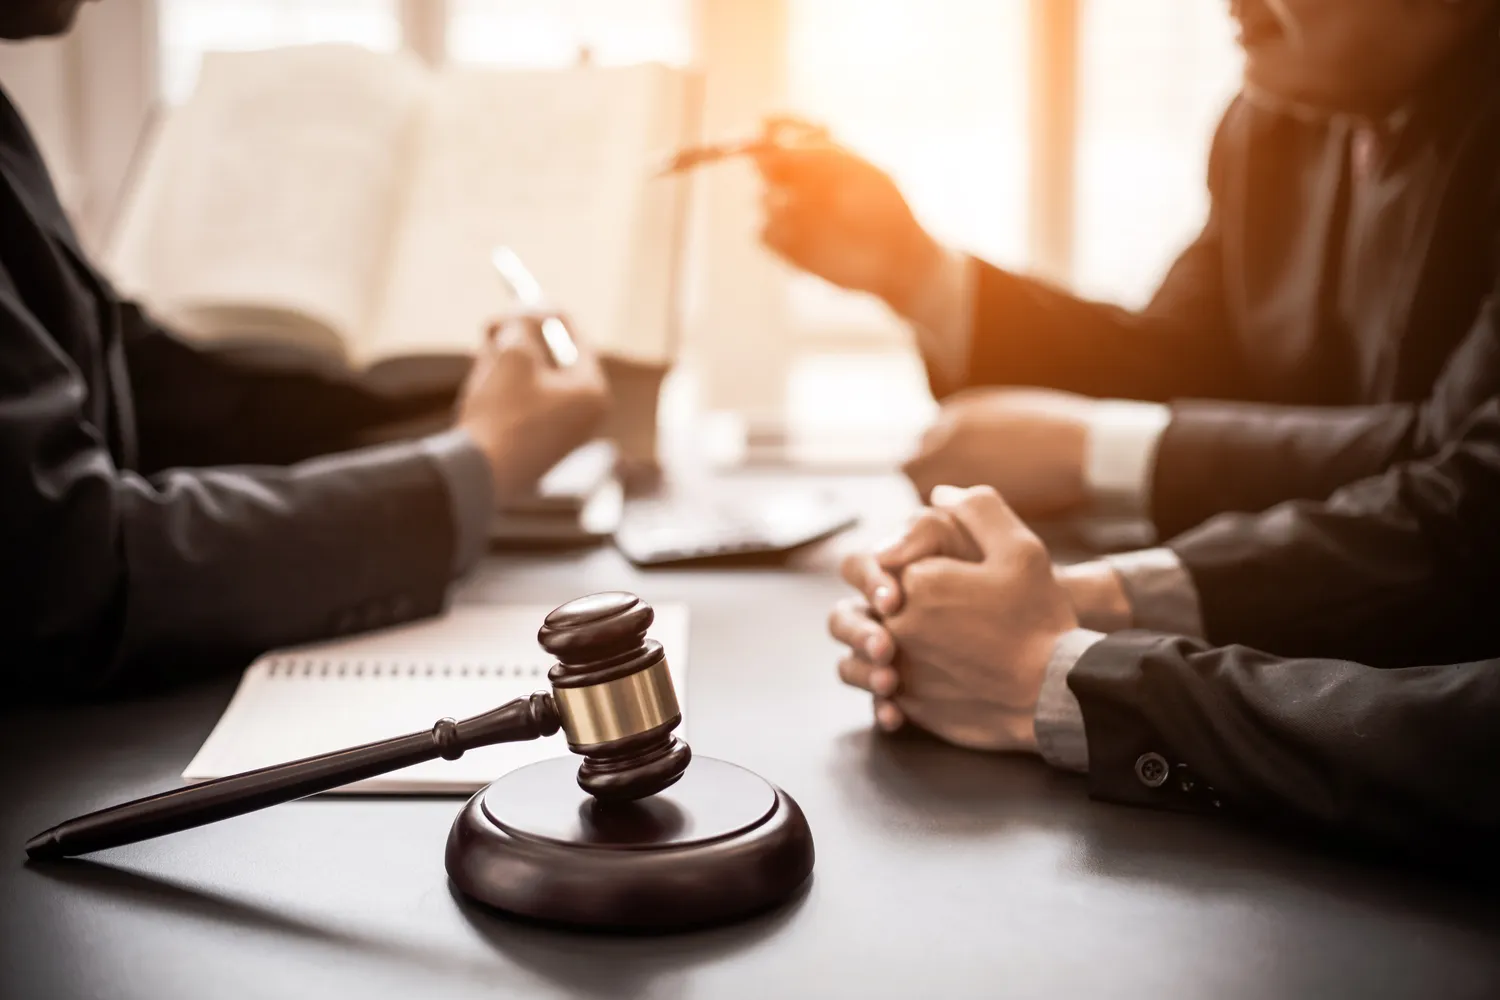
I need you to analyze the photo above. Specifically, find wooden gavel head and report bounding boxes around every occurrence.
[538,591,691,802]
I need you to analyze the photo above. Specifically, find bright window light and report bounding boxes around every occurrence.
[157,0,400,105]
[447,0,694,68]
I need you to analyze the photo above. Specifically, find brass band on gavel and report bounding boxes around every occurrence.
[552,658,680,749]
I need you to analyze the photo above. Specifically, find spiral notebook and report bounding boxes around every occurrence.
[182,604,689,794]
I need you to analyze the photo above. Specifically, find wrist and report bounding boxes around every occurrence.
[1054,561,1133,632]
[1007,715,1039,756]
[880,228,946,318]
[1011,624,1074,756]
[455,419,512,499]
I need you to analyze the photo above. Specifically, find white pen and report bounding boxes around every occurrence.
[490,245,580,368]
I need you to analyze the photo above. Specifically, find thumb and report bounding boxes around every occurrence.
[876,507,979,570]
[931,485,1030,561]
[491,318,547,368]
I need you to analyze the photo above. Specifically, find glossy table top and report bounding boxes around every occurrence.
[5,475,1499,999]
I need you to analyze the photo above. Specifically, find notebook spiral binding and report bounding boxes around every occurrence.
[262,657,550,680]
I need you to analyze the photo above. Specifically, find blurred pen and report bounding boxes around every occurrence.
[656,136,772,176]
[490,246,580,368]
[655,118,830,177]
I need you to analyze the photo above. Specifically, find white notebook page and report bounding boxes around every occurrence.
[182,604,689,794]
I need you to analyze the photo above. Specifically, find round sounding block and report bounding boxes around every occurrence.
[446,756,814,931]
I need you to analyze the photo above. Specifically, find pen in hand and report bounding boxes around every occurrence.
[490,246,580,368]
[656,117,830,176]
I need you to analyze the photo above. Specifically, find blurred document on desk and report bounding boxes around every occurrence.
[108,45,696,390]
[182,604,689,794]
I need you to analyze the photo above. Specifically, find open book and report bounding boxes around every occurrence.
[108,45,696,392]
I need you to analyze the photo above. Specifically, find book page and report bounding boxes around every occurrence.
[364,64,689,368]
[113,45,429,356]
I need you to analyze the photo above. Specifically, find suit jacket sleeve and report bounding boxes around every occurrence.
[1,279,460,698]
[1149,278,1500,538]
[1069,631,1500,867]
[119,301,465,473]
[929,101,1243,404]
[944,94,1500,538]
[1166,396,1500,668]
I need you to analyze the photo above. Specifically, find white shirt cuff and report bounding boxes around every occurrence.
[1084,400,1171,514]
[1034,628,1104,774]
[1102,547,1205,638]
[904,245,975,388]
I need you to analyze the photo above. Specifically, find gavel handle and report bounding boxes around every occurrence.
[25,692,560,860]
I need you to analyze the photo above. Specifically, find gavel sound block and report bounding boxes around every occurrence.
[23,592,813,932]
[446,592,815,930]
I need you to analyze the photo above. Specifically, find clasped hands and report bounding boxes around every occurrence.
[832,484,1115,753]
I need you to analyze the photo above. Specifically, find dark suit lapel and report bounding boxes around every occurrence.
[1306,121,1352,375]
[55,237,139,470]
[1378,42,1500,397]
[1382,90,1500,399]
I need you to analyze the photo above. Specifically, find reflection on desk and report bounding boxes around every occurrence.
[6,475,1500,1000]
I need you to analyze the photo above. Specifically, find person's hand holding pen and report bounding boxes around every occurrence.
[661,117,946,317]
[456,312,609,504]
[753,117,947,317]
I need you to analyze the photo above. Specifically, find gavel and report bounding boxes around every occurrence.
[25,592,689,860]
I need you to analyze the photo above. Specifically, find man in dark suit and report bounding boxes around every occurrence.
[757,0,1500,546]
[813,1,1500,862]
[1,0,608,698]
[825,393,1500,861]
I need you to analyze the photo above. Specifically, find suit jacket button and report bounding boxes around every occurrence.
[1135,752,1169,788]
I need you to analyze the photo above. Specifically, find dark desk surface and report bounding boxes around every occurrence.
[5,476,1500,1000]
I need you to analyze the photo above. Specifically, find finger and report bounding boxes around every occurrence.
[491,329,545,370]
[752,144,845,194]
[871,664,900,698]
[564,337,606,382]
[760,197,821,241]
[751,145,794,182]
[876,508,980,571]
[491,314,550,359]
[873,697,906,732]
[495,313,605,396]
[827,597,896,663]
[760,186,823,226]
[763,113,827,140]
[542,333,607,394]
[884,557,969,634]
[837,655,899,696]
[928,484,969,507]
[839,552,903,617]
[932,484,1031,557]
[751,144,819,186]
[760,184,794,215]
